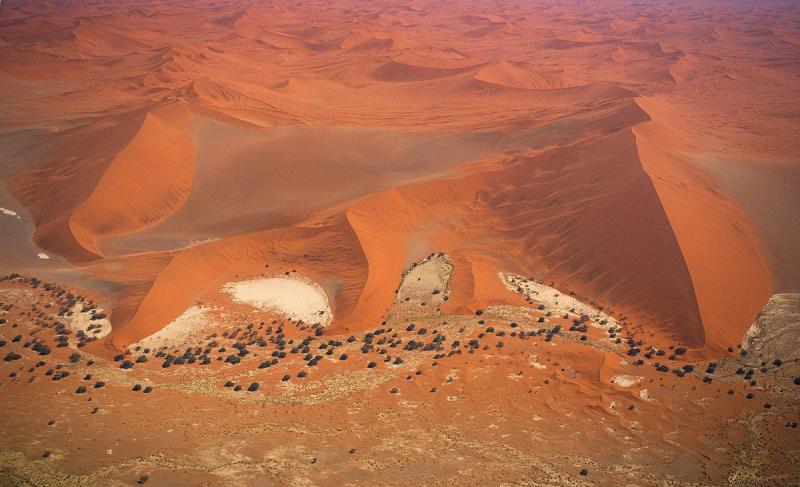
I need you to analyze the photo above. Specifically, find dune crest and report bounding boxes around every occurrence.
[474,61,584,90]
[3,0,796,360]
[2,1,799,484]
[70,103,196,257]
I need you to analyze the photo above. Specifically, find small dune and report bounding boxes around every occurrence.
[474,61,584,90]
[373,60,478,82]
[72,105,195,240]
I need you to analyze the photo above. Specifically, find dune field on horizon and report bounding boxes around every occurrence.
[0,0,798,485]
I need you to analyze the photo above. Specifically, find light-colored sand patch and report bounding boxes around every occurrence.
[396,252,453,307]
[499,272,618,329]
[740,293,800,363]
[222,276,332,326]
[639,389,654,401]
[0,207,21,219]
[69,304,111,343]
[610,375,642,388]
[528,354,547,369]
[37,253,50,260]
[136,305,220,349]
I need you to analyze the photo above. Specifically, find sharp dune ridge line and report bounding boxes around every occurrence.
[0,0,798,484]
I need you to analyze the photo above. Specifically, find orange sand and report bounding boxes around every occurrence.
[2,0,797,358]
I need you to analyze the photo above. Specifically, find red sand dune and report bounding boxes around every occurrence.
[474,61,584,90]
[1,0,797,359]
[70,104,196,257]
[2,1,800,485]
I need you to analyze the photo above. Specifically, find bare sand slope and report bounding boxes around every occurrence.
[1,0,797,360]
[474,61,585,90]
[633,98,773,353]
[69,104,196,257]
[100,125,708,353]
[1,2,799,483]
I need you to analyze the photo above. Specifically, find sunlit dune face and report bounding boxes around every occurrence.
[0,1,798,483]
[2,0,793,354]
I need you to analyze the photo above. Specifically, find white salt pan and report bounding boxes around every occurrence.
[0,207,21,219]
[222,276,332,326]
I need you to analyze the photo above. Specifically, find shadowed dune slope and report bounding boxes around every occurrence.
[9,103,195,262]
[633,99,772,353]
[70,103,196,257]
[102,125,707,351]
[474,61,585,90]
[2,0,797,359]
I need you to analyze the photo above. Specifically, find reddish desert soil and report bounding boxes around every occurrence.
[0,0,798,485]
